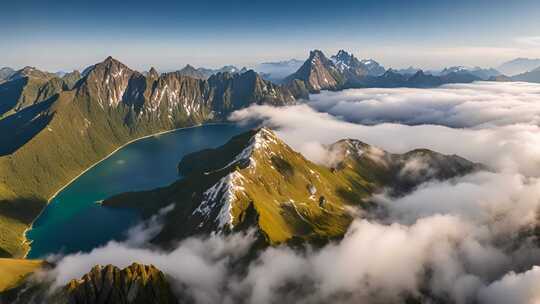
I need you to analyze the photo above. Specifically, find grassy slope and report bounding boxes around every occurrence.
[106,129,390,246]
[0,258,44,292]
[0,88,207,257]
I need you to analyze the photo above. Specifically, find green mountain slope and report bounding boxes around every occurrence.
[0,57,296,257]
[104,128,483,247]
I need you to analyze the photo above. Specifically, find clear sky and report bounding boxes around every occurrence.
[2,0,540,72]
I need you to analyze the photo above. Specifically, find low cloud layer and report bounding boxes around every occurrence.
[308,82,540,128]
[34,82,540,303]
[230,104,540,177]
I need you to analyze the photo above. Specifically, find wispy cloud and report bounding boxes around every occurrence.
[516,36,540,46]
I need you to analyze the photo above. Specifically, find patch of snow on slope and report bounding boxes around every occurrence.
[193,171,245,228]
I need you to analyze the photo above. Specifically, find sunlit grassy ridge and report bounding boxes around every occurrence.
[105,128,483,247]
[0,258,44,293]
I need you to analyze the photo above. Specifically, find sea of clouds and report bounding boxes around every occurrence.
[35,82,540,304]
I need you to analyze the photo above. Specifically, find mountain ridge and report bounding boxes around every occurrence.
[104,128,484,248]
[284,50,486,92]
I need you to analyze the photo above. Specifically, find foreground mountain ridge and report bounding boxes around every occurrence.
[4,263,178,304]
[104,128,484,247]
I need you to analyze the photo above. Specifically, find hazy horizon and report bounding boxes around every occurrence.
[2,0,540,72]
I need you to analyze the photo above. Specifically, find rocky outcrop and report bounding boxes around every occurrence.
[284,50,345,92]
[285,49,484,92]
[56,263,178,304]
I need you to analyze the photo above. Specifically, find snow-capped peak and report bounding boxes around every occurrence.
[192,128,281,229]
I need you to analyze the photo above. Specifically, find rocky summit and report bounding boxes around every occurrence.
[285,49,485,92]
[7,263,178,304]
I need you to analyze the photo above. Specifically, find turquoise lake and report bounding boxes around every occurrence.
[27,124,248,258]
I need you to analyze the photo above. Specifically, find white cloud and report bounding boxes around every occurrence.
[49,232,256,304]
[308,82,540,128]
[516,36,540,47]
[478,266,540,304]
[230,104,540,177]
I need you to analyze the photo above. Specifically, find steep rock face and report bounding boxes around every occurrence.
[76,56,140,109]
[104,128,483,247]
[176,64,208,79]
[284,50,345,93]
[142,71,213,123]
[7,263,178,304]
[208,70,295,114]
[330,49,385,80]
[286,50,484,92]
[61,70,82,90]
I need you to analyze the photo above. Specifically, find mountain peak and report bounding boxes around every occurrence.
[309,49,326,60]
[99,56,127,68]
[79,56,137,107]
[333,49,354,62]
[60,263,177,304]
[285,49,344,92]
[148,67,159,78]
[182,64,197,70]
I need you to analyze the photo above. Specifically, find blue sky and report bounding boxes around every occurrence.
[2,0,540,71]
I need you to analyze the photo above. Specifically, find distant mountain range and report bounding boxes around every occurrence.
[497,58,540,76]
[175,64,248,79]
[512,66,540,83]
[395,66,501,79]
[283,50,491,93]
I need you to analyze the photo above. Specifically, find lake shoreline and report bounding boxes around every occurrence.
[22,122,233,259]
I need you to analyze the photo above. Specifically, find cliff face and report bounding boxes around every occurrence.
[284,50,345,92]
[4,263,179,304]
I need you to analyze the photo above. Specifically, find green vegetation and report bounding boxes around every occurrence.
[0,57,296,258]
